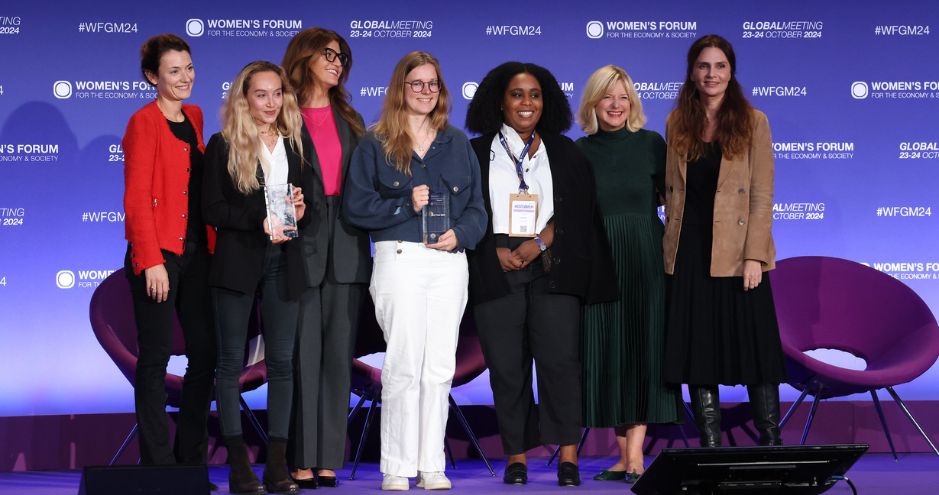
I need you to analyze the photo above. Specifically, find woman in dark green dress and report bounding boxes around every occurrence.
[576,65,683,482]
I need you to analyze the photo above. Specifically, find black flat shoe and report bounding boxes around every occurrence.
[592,469,627,481]
[557,462,581,487]
[293,476,317,489]
[316,474,337,488]
[625,470,641,484]
[503,462,527,485]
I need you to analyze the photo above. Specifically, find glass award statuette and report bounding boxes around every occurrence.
[264,183,298,240]
[422,191,450,244]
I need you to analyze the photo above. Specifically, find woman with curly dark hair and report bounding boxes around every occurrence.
[465,61,616,487]
[662,34,787,448]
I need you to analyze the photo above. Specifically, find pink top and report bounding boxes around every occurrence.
[301,106,343,196]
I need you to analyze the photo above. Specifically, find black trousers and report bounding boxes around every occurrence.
[213,245,298,440]
[288,195,367,470]
[125,243,216,465]
[287,280,365,470]
[473,273,583,455]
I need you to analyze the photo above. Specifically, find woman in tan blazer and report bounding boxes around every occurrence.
[662,34,787,448]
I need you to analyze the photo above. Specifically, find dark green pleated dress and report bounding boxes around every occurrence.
[577,128,683,427]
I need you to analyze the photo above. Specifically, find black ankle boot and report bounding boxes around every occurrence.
[690,385,722,447]
[225,436,264,494]
[748,383,782,446]
[263,438,298,494]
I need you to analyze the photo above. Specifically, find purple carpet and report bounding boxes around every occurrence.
[0,454,936,494]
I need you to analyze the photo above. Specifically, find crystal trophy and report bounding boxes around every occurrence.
[263,183,298,240]
[422,191,450,244]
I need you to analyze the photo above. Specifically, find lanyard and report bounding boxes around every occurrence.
[498,131,535,192]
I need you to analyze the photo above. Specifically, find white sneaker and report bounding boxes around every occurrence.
[416,471,451,490]
[382,474,410,491]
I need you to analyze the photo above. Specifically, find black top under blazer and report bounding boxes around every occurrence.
[298,111,372,286]
[467,132,618,306]
[203,133,313,300]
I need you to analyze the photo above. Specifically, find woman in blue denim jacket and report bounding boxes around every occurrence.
[342,51,486,491]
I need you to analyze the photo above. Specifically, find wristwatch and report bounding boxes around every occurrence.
[534,235,547,252]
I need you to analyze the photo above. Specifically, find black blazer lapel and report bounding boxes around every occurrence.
[300,123,325,191]
[286,137,302,185]
[335,111,353,180]
[471,133,496,220]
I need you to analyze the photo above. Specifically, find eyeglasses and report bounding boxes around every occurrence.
[321,47,349,67]
[403,79,440,93]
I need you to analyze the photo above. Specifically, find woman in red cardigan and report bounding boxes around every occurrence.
[122,33,216,467]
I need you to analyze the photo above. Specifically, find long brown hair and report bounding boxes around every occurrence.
[669,34,753,161]
[221,61,304,194]
[282,27,365,137]
[374,51,450,175]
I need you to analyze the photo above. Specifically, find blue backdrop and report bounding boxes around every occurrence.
[1,0,938,416]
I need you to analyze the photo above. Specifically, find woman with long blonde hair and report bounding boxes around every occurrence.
[280,27,372,489]
[343,51,486,491]
[203,60,312,494]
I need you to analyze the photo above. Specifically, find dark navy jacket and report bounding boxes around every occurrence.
[342,125,487,250]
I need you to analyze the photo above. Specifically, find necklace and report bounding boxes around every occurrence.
[258,125,279,150]
[412,118,435,156]
[414,132,435,155]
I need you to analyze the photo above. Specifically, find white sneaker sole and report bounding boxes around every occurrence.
[416,480,451,490]
[382,482,410,491]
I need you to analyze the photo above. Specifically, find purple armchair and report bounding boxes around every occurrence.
[89,268,269,464]
[771,256,939,457]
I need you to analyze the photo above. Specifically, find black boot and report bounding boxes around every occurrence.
[690,385,722,447]
[225,436,264,494]
[263,438,299,494]
[748,383,782,446]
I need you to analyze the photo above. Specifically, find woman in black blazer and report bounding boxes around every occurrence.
[280,28,371,489]
[465,62,616,487]
[203,60,312,494]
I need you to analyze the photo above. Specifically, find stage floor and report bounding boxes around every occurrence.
[1,454,936,494]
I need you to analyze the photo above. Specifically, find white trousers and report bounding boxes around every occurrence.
[370,241,468,477]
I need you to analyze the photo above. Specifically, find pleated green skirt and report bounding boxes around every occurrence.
[582,213,683,426]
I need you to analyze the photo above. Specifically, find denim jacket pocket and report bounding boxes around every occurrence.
[440,174,472,214]
[376,167,413,199]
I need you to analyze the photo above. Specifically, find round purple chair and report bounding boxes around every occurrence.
[89,268,269,464]
[771,256,939,457]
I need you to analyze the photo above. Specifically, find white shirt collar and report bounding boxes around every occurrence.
[498,123,543,160]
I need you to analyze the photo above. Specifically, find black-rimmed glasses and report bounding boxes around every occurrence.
[404,79,440,93]
[322,47,349,67]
